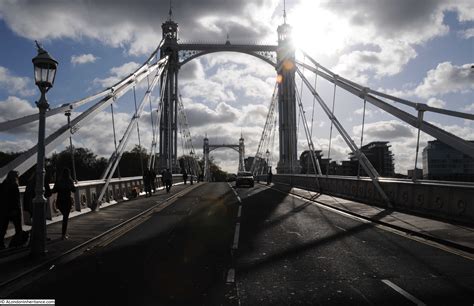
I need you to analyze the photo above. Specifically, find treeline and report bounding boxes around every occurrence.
[0,145,229,183]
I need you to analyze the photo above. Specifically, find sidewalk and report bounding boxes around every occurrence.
[276,184,474,255]
[0,182,197,293]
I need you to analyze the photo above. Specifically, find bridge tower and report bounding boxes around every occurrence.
[239,134,245,172]
[159,16,180,172]
[276,22,300,174]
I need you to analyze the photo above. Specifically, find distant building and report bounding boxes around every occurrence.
[407,168,423,179]
[301,141,395,177]
[349,141,395,177]
[299,150,329,174]
[422,140,474,182]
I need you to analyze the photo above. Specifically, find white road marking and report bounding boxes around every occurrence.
[226,268,235,283]
[382,279,426,306]
[237,205,242,218]
[335,225,347,232]
[236,196,242,203]
[232,223,241,250]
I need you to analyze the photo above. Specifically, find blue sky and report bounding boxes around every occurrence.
[0,0,473,175]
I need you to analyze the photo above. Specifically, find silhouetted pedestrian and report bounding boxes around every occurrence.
[182,168,188,185]
[164,168,172,193]
[0,171,28,249]
[267,169,273,185]
[160,170,166,188]
[143,169,152,197]
[23,171,52,224]
[149,168,156,193]
[52,168,76,240]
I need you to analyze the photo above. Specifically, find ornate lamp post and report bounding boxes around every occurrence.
[189,150,194,185]
[266,149,270,173]
[31,41,58,256]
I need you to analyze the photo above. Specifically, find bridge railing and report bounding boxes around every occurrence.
[257,174,474,224]
[16,174,185,229]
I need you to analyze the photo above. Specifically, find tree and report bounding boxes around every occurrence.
[118,145,148,177]
[48,146,107,181]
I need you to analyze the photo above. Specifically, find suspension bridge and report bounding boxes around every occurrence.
[0,10,473,306]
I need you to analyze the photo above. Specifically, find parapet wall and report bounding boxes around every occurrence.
[261,174,474,225]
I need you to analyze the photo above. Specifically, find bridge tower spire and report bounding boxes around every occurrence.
[276,19,300,174]
[160,13,180,172]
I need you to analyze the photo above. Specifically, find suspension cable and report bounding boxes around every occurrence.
[310,66,318,139]
[357,89,368,178]
[110,103,121,178]
[133,86,145,176]
[326,76,338,175]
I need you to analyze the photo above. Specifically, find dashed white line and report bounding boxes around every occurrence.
[382,279,426,306]
[237,205,242,218]
[232,223,241,250]
[236,196,242,203]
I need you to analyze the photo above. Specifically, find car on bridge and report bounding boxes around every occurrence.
[236,171,254,188]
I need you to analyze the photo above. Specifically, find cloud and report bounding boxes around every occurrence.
[426,97,446,108]
[0,66,35,97]
[0,0,277,56]
[183,101,239,127]
[352,120,414,141]
[93,61,140,88]
[414,62,474,98]
[463,103,474,112]
[460,27,474,39]
[71,53,99,66]
[333,43,417,83]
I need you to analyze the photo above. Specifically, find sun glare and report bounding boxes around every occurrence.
[290,2,351,57]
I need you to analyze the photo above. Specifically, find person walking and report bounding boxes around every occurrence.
[52,168,76,240]
[267,168,273,185]
[164,168,172,193]
[0,171,27,249]
[143,169,152,197]
[23,171,52,224]
[149,168,156,193]
[181,168,188,185]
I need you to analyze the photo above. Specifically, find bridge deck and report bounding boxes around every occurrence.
[0,182,472,304]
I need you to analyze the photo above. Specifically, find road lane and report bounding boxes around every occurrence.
[234,184,474,305]
[9,183,239,305]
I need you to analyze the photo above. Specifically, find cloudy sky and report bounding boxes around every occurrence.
[0,0,473,175]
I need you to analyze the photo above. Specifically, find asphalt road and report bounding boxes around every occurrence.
[8,182,474,305]
[233,183,474,305]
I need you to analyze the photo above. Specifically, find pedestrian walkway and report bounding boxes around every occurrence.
[0,182,198,294]
[279,185,474,255]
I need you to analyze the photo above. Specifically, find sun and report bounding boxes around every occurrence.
[289,2,351,57]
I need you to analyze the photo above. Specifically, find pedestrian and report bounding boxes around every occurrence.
[149,168,156,193]
[52,168,76,240]
[267,168,273,185]
[164,168,172,193]
[143,169,152,197]
[23,171,52,224]
[181,168,188,185]
[0,170,28,249]
[160,170,166,188]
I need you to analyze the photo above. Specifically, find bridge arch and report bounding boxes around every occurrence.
[203,136,245,181]
[179,49,277,68]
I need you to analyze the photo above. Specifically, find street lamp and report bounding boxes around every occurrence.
[31,41,58,256]
[189,150,195,185]
[266,149,270,173]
